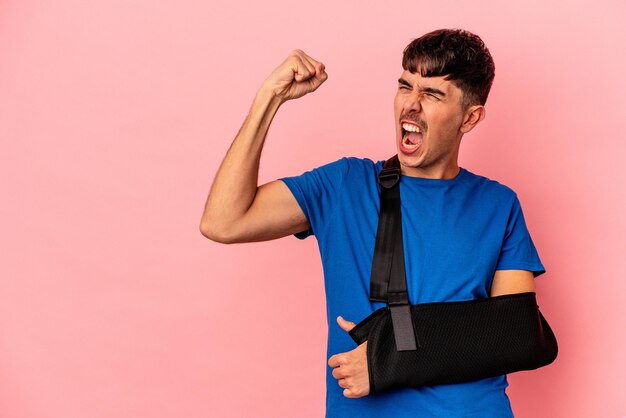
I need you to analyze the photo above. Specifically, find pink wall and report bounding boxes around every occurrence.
[1,1,625,417]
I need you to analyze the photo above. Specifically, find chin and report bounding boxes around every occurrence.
[396,150,412,166]
[397,149,425,169]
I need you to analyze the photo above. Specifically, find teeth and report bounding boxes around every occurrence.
[402,123,420,133]
[403,137,419,149]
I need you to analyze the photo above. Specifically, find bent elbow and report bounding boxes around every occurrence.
[199,221,238,244]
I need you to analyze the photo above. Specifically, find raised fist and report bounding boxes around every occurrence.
[261,49,328,103]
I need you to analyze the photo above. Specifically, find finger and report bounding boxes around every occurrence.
[292,56,316,82]
[296,50,327,81]
[343,388,360,399]
[332,366,348,380]
[337,316,356,332]
[328,354,339,368]
[328,355,336,368]
[302,71,327,93]
[315,62,326,79]
[338,378,349,389]
[299,50,322,71]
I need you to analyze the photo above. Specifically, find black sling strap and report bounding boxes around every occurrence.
[369,155,418,351]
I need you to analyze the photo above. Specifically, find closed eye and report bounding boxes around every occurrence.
[423,88,445,99]
[398,78,412,90]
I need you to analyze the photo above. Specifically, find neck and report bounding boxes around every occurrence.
[400,162,461,179]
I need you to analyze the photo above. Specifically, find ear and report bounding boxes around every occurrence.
[460,105,486,134]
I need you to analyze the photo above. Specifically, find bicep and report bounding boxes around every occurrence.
[489,269,536,297]
[230,179,309,243]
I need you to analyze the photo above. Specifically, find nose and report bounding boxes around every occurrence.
[403,90,422,114]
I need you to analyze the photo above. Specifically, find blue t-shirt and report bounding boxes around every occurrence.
[281,157,545,418]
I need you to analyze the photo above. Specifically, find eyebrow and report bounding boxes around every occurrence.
[398,78,446,97]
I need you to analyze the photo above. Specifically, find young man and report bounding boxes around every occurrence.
[201,29,545,417]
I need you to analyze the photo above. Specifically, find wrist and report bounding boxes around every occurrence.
[256,86,285,108]
[251,87,284,121]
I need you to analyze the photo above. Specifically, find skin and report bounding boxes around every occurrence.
[200,50,537,399]
[394,70,483,180]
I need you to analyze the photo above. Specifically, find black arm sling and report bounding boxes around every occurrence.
[348,155,558,393]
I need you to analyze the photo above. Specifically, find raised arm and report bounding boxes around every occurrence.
[199,50,328,243]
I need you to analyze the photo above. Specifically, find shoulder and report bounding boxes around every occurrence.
[462,168,518,204]
[343,156,383,173]
[317,156,382,181]
[301,156,377,173]
[281,156,381,190]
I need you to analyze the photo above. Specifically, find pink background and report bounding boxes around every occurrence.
[1,1,625,417]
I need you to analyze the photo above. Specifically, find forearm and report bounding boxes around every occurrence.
[349,292,558,393]
[200,88,283,240]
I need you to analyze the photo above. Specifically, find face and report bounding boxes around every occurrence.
[394,70,472,178]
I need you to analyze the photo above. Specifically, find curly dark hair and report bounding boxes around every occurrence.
[402,29,495,108]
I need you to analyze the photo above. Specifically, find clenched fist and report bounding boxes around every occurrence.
[260,49,328,103]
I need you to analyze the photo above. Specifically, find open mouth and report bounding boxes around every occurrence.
[401,122,423,151]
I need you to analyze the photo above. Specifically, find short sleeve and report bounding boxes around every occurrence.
[495,194,546,278]
[280,158,349,240]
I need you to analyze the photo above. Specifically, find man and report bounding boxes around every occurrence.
[200,29,545,417]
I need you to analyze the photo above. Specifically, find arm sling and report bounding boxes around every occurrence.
[348,155,558,393]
